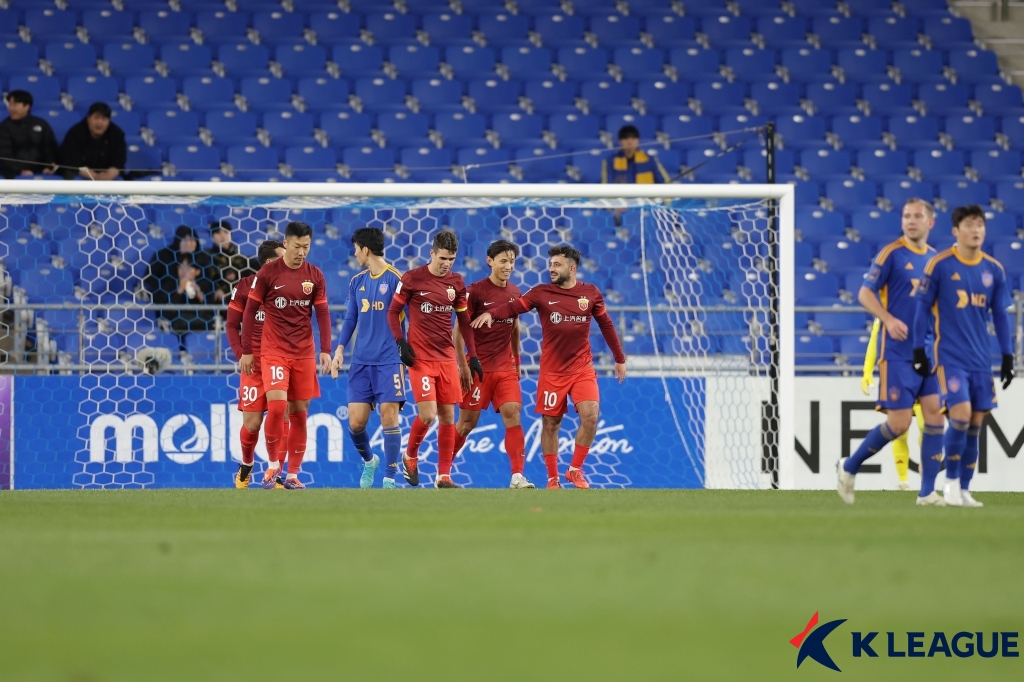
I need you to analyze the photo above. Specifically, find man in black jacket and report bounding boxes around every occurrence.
[57,102,126,180]
[206,219,257,303]
[0,90,58,178]
[146,225,212,305]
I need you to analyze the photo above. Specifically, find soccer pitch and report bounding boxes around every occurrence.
[1,490,1022,682]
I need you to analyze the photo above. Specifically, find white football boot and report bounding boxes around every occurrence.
[509,473,536,489]
[915,491,946,506]
[961,490,984,507]
[943,477,963,507]
[836,457,856,505]
[898,481,911,491]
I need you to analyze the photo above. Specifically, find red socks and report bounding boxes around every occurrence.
[437,423,456,476]
[264,401,287,468]
[505,425,525,475]
[570,443,590,469]
[453,431,468,459]
[239,426,258,465]
[287,410,307,476]
[407,418,429,460]
[544,453,559,480]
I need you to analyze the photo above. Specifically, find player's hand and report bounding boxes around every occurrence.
[1001,354,1014,390]
[470,313,493,329]
[240,354,255,375]
[469,356,484,383]
[860,375,874,396]
[330,351,344,379]
[912,347,930,378]
[397,338,416,367]
[884,315,908,342]
[614,362,626,383]
[458,362,472,393]
[319,352,332,375]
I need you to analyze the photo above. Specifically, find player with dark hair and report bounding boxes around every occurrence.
[387,231,483,488]
[226,240,285,488]
[240,221,332,490]
[452,239,534,489]
[330,227,406,488]
[911,205,1015,507]
[472,245,627,489]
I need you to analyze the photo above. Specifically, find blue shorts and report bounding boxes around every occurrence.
[348,363,406,409]
[877,359,939,411]
[937,365,997,412]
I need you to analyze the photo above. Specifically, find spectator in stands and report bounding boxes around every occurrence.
[169,253,215,342]
[146,225,212,306]
[57,102,126,181]
[206,220,257,303]
[602,125,670,185]
[0,90,58,179]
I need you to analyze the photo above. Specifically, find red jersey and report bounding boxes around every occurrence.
[227,274,264,358]
[390,265,469,362]
[244,258,329,359]
[466,277,520,372]
[487,281,626,375]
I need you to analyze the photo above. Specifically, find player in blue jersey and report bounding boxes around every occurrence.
[330,227,406,489]
[837,199,948,506]
[912,205,1015,507]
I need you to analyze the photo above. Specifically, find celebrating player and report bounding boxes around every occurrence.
[330,227,405,489]
[452,239,534,489]
[225,239,285,488]
[386,231,483,489]
[837,199,947,506]
[240,221,332,490]
[911,205,1014,507]
[472,245,627,489]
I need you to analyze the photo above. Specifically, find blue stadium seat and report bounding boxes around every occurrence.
[826,178,879,209]
[756,14,809,48]
[780,46,833,81]
[916,82,970,116]
[491,112,545,144]
[796,268,839,299]
[67,74,119,108]
[534,12,585,45]
[949,49,1000,81]
[501,45,553,79]
[408,77,464,113]
[775,113,827,147]
[376,111,430,146]
[644,14,696,46]
[44,42,97,74]
[887,114,940,147]
[524,79,577,113]
[422,12,473,42]
[146,109,200,143]
[750,81,802,115]
[862,82,914,116]
[815,304,870,333]
[0,42,38,73]
[445,45,497,78]
[464,78,520,113]
[649,147,681,176]
[25,8,78,39]
[743,147,795,180]
[389,44,441,78]
[939,180,991,207]
[996,180,1024,210]
[811,14,865,48]
[557,46,610,80]
[125,140,161,175]
[309,11,361,41]
[685,145,738,180]
[867,15,920,47]
[334,44,385,78]
[579,79,633,113]
[589,14,641,46]
[923,15,973,44]
[700,15,752,46]
[837,48,889,82]
[913,148,965,180]
[983,210,1019,239]
[240,76,292,108]
[892,48,944,83]
[297,76,350,111]
[725,46,778,80]
[139,10,192,42]
[6,73,58,108]
[851,208,900,243]
[320,110,373,145]
[366,11,418,42]
[991,240,1024,274]
[788,178,823,206]
[169,144,221,173]
[797,208,845,243]
[204,110,258,144]
[21,266,75,302]
[195,10,250,43]
[285,145,337,176]
[669,46,723,80]
[1000,114,1024,149]
[160,43,212,73]
[856,148,908,179]
[182,75,235,109]
[0,7,21,40]
[974,82,1024,116]
[614,46,666,78]
[799,148,851,178]
[400,146,452,171]
[605,113,656,140]
[433,111,489,146]
[883,178,936,206]
[343,146,396,174]
[354,77,408,111]
[692,81,746,114]
[636,79,690,115]
[109,110,141,137]
[806,81,858,114]
[971,148,1021,179]
[511,146,566,180]
[848,0,899,15]
[275,43,327,76]
[103,43,156,76]
[477,12,530,45]
[227,144,279,175]
[262,110,315,145]
[252,10,305,42]
[217,43,270,77]
[549,112,601,146]
[125,75,178,109]
[944,114,997,149]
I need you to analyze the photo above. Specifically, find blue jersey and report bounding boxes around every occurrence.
[862,237,936,362]
[338,264,403,366]
[913,246,1013,372]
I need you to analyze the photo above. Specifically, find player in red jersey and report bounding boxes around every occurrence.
[452,239,534,489]
[240,222,332,490]
[386,231,483,489]
[225,239,284,488]
[472,245,626,489]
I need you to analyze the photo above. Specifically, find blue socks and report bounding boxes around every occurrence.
[844,422,897,474]
[383,426,401,480]
[944,418,969,481]
[919,423,945,497]
[960,425,981,491]
[348,426,373,463]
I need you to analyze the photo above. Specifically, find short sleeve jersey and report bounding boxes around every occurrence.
[916,247,1011,372]
[507,281,607,376]
[862,237,936,362]
[228,274,264,356]
[392,265,468,363]
[344,264,404,366]
[248,258,327,360]
[466,277,521,372]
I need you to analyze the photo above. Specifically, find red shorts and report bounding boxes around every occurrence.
[409,359,461,405]
[238,356,267,412]
[460,369,522,412]
[261,355,320,402]
[535,367,600,416]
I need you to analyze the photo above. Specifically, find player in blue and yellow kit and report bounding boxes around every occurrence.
[912,205,1015,507]
[330,227,406,489]
[837,199,947,506]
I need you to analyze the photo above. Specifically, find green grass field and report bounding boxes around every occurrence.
[1,489,1022,682]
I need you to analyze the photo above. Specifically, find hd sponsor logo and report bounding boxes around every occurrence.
[790,613,1019,672]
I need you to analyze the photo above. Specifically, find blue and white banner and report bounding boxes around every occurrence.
[10,375,704,489]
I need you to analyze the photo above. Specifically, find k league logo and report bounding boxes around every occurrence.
[791,612,846,672]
